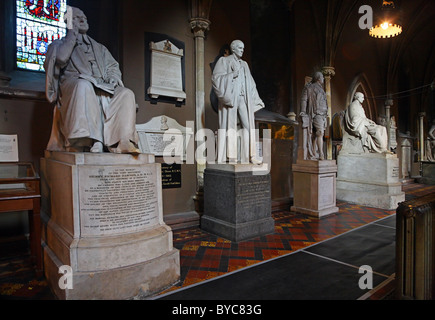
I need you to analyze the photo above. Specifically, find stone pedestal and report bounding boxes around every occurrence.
[417,162,435,185]
[337,153,405,210]
[40,151,180,300]
[291,160,339,218]
[201,163,274,242]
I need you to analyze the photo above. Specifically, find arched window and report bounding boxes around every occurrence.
[16,0,67,72]
[346,73,378,121]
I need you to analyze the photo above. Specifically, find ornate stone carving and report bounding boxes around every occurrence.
[189,18,211,38]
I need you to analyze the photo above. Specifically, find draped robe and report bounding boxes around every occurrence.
[344,99,387,153]
[44,34,138,151]
[211,54,264,163]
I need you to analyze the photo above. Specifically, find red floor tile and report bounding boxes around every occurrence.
[158,183,435,297]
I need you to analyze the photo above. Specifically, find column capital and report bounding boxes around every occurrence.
[189,18,211,38]
[419,112,426,118]
[385,99,394,107]
[322,66,335,78]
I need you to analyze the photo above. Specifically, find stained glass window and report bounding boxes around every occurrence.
[16,0,68,72]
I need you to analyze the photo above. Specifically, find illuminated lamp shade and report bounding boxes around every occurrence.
[369,0,403,38]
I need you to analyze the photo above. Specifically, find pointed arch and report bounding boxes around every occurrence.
[346,73,378,121]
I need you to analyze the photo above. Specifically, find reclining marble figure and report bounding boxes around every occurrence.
[44,6,139,154]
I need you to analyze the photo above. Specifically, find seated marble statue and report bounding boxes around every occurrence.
[44,6,139,154]
[342,92,388,154]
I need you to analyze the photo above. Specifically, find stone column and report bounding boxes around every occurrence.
[189,17,210,213]
[418,112,426,161]
[322,66,335,160]
[385,99,393,150]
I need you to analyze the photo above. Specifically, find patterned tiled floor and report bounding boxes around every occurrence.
[155,182,435,297]
[1,182,434,300]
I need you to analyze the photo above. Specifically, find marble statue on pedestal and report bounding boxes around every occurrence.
[342,92,388,154]
[212,40,264,164]
[299,72,328,160]
[291,72,338,218]
[336,92,404,210]
[44,6,140,154]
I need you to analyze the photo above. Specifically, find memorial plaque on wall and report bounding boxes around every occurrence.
[145,32,186,107]
[78,165,161,236]
[161,163,181,189]
[136,115,193,160]
[0,134,19,162]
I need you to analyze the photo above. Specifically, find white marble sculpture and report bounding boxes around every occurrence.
[426,119,435,162]
[342,92,388,154]
[299,72,328,160]
[212,40,264,164]
[44,6,140,154]
[336,92,404,210]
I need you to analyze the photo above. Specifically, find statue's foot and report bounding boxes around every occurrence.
[90,141,104,153]
[251,157,263,165]
[112,140,140,154]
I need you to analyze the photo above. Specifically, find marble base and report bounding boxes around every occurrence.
[291,160,339,218]
[201,164,274,242]
[337,152,405,210]
[40,151,180,300]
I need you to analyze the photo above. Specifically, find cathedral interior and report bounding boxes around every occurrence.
[0,0,434,304]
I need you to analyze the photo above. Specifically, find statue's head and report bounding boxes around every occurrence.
[354,92,364,103]
[230,40,245,59]
[312,72,324,84]
[65,7,89,34]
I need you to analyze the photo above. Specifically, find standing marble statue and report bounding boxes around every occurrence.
[44,6,139,154]
[212,40,264,164]
[426,119,435,162]
[299,72,328,160]
[344,92,388,153]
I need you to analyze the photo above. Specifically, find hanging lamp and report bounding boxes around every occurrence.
[369,0,403,38]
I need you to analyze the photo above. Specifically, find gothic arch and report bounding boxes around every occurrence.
[346,73,377,121]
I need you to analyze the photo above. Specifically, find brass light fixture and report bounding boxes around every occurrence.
[369,0,403,38]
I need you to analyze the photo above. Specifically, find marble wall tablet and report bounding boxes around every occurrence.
[136,115,193,160]
[147,40,186,102]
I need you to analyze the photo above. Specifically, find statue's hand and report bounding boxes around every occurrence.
[107,77,122,88]
[66,25,79,41]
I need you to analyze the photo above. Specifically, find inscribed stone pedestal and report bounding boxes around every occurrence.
[201,164,274,242]
[336,153,405,210]
[40,151,180,300]
[418,162,435,185]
